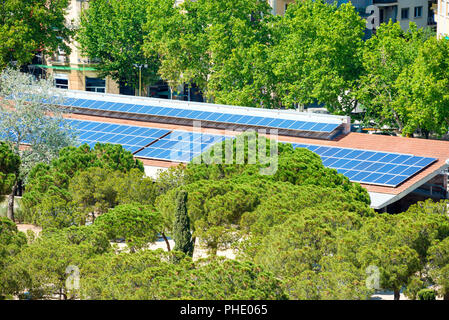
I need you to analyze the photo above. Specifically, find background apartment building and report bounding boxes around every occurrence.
[41,0,119,95]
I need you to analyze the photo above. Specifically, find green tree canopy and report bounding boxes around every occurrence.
[355,22,434,135]
[77,0,159,91]
[144,0,276,107]
[0,0,73,68]
[0,218,26,298]
[94,203,163,251]
[395,36,449,137]
[79,250,287,300]
[21,143,144,227]
[271,0,365,112]
[0,142,20,201]
[2,225,110,300]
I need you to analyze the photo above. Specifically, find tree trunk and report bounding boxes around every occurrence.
[162,232,171,251]
[7,183,17,221]
[394,289,400,300]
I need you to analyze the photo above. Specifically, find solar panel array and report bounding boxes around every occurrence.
[66,119,170,153]
[290,143,437,187]
[135,131,229,162]
[55,97,341,133]
[62,118,437,188]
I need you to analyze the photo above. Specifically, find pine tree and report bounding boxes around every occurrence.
[173,190,194,257]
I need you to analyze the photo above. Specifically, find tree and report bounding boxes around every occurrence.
[155,135,370,254]
[0,218,26,298]
[354,214,423,300]
[79,250,287,300]
[0,68,76,220]
[173,190,194,257]
[77,0,159,92]
[270,0,365,112]
[94,203,163,252]
[394,36,449,137]
[2,225,110,300]
[0,0,73,68]
[0,142,20,202]
[144,0,276,107]
[247,209,371,300]
[355,22,433,134]
[21,143,144,226]
[69,167,119,224]
[428,237,449,300]
[114,168,158,206]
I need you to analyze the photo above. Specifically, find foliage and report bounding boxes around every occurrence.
[417,289,436,300]
[0,68,76,180]
[173,190,194,257]
[21,143,144,227]
[247,209,371,300]
[395,36,449,137]
[0,218,26,297]
[156,136,370,255]
[2,225,110,299]
[95,203,163,251]
[355,22,435,135]
[114,168,158,206]
[0,0,72,68]
[428,237,449,300]
[79,250,287,300]
[0,142,20,201]
[69,167,120,223]
[0,68,76,220]
[78,0,159,90]
[145,0,276,107]
[271,0,365,112]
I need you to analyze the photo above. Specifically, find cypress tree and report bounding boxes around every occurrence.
[173,190,194,257]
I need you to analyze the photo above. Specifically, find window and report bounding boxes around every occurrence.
[85,77,105,93]
[54,73,69,89]
[414,6,423,18]
[401,8,409,19]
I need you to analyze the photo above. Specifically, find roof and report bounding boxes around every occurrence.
[65,113,449,209]
[58,89,350,140]
[277,133,449,209]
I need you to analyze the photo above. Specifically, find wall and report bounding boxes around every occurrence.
[436,0,449,37]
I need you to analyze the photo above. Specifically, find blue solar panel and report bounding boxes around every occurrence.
[50,97,344,133]
[290,143,437,187]
[134,131,230,162]
[66,119,170,153]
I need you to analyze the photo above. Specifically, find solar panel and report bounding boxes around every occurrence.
[290,143,437,187]
[66,119,170,153]
[52,98,342,133]
[134,131,229,162]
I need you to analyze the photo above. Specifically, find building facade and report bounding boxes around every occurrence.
[37,0,119,94]
[436,0,449,37]
[269,0,436,30]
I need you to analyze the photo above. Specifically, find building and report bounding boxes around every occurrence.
[270,0,436,30]
[435,0,449,37]
[48,89,449,213]
[35,0,120,94]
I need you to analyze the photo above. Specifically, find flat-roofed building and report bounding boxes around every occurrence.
[45,89,449,213]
